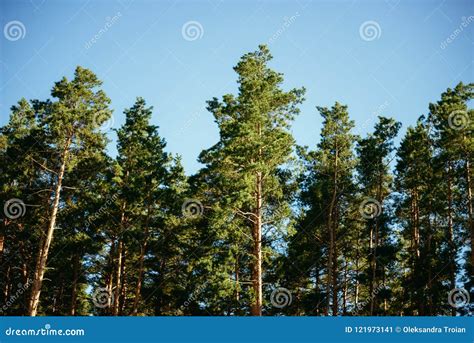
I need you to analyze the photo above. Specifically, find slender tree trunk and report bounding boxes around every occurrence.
[28,136,71,316]
[465,159,474,276]
[447,161,456,316]
[251,169,263,316]
[106,265,114,314]
[119,247,127,315]
[315,267,320,315]
[57,283,64,315]
[4,265,11,301]
[427,200,434,316]
[70,254,80,316]
[332,214,338,315]
[132,226,148,315]
[235,256,240,304]
[112,200,128,316]
[132,204,151,315]
[370,223,378,315]
[342,261,348,315]
[354,254,360,309]
[251,121,263,317]
[370,177,384,315]
[327,148,338,316]
[112,239,123,316]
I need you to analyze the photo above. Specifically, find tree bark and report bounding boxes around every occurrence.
[112,239,123,316]
[465,159,474,276]
[28,136,71,316]
[447,161,456,316]
[250,170,263,316]
[119,247,127,315]
[132,225,149,315]
[70,254,80,316]
[327,148,338,315]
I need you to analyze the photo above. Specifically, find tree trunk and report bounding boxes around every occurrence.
[70,254,80,316]
[106,265,114,314]
[465,159,474,276]
[119,247,127,315]
[342,261,348,315]
[235,256,240,304]
[132,225,149,315]
[369,222,378,315]
[250,170,263,316]
[28,136,71,316]
[112,239,123,316]
[332,214,338,316]
[327,148,338,316]
[447,161,456,316]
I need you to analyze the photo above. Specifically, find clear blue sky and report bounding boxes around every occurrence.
[1,0,472,174]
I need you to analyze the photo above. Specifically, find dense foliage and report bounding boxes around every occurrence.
[0,46,472,316]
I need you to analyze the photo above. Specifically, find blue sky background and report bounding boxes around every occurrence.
[1,0,473,174]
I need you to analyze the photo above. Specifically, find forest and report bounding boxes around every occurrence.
[0,45,472,316]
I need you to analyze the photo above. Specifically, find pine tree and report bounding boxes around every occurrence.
[428,83,474,281]
[27,67,112,316]
[197,45,304,315]
[356,116,400,315]
[288,103,357,315]
[96,98,187,316]
[395,120,448,315]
